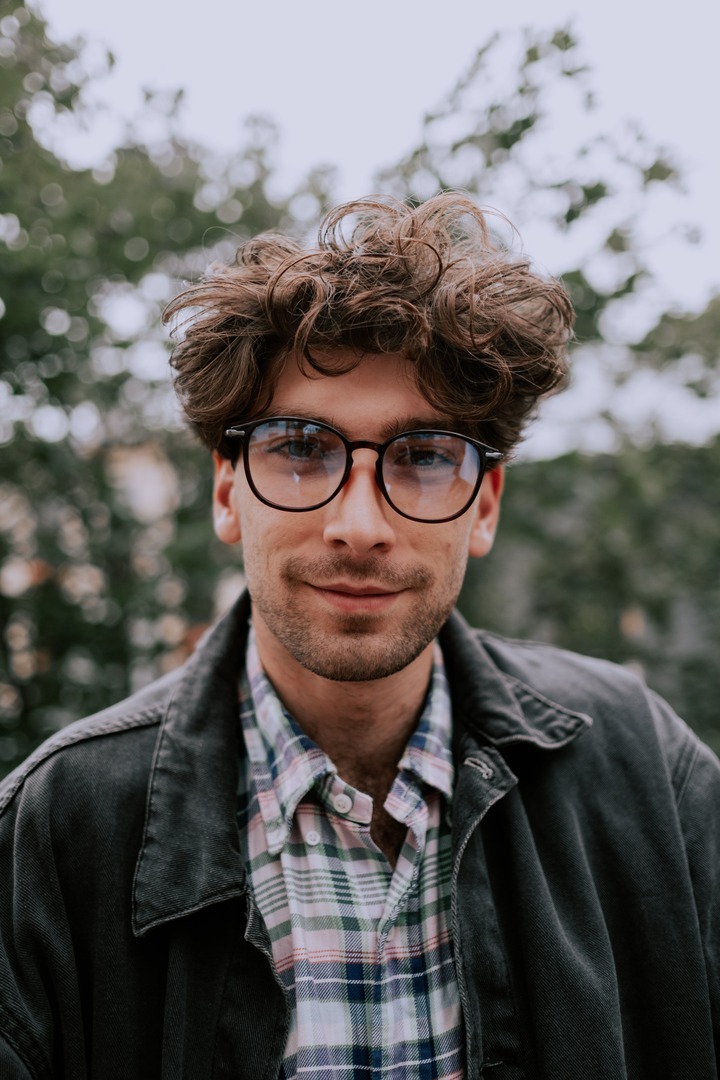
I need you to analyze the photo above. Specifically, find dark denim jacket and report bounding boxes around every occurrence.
[1,592,718,1079]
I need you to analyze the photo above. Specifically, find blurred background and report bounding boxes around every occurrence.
[0,0,718,776]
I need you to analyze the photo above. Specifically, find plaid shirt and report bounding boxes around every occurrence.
[237,628,464,1079]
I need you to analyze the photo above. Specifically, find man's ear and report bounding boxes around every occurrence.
[212,452,243,544]
[468,465,504,559]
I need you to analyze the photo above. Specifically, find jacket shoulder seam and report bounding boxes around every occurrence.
[0,708,161,817]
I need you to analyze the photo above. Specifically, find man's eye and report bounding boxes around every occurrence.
[394,444,458,468]
[413,449,454,466]
[268,438,324,459]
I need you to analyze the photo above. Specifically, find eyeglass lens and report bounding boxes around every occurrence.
[245,419,483,521]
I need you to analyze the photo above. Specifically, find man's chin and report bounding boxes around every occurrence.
[250,578,459,683]
[276,625,436,683]
[291,653,419,684]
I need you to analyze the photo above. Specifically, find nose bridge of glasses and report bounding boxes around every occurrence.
[346,438,384,456]
[342,439,385,492]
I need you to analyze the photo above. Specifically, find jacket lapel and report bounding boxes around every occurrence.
[132,593,253,936]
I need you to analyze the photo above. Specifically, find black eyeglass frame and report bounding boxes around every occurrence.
[224,416,503,524]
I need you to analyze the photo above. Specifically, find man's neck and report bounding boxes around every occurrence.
[250,611,437,865]
[251,618,435,784]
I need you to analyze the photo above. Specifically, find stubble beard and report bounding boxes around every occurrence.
[249,554,464,682]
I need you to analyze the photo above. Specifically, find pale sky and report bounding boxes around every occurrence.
[31,0,720,455]
[36,0,719,300]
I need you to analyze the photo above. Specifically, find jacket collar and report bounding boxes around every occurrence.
[132,592,253,936]
[132,594,591,936]
[439,609,593,751]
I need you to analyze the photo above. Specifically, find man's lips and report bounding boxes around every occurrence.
[307,581,404,612]
[313,582,401,596]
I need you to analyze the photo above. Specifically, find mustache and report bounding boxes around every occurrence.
[282,555,433,591]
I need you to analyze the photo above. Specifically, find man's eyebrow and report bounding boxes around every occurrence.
[265,409,460,438]
[377,416,461,439]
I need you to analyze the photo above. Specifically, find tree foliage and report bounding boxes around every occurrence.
[0,7,717,775]
[378,27,708,424]
[0,1,332,770]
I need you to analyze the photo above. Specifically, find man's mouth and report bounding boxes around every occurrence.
[308,581,404,613]
[315,582,400,596]
[283,555,433,596]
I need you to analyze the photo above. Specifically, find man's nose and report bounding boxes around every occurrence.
[322,450,396,553]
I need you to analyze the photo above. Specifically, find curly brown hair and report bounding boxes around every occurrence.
[164,193,573,459]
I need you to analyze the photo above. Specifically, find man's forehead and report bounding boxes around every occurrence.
[263,349,458,436]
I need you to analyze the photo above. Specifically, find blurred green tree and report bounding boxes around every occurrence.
[0,0,332,771]
[378,27,692,369]
[0,10,717,776]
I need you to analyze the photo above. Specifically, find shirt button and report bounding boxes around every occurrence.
[332,792,353,815]
[306,829,321,846]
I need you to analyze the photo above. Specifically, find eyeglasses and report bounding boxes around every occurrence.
[224,416,502,523]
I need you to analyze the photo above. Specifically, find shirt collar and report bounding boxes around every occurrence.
[240,629,455,855]
[241,627,330,854]
[397,645,454,802]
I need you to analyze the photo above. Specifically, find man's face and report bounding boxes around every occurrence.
[213,351,503,683]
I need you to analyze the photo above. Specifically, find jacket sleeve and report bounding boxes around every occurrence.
[0,762,83,1080]
[0,1037,35,1079]
[645,682,720,1057]
[673,727,720,1053]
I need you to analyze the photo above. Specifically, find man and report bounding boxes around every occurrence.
[0,195,717,1079]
